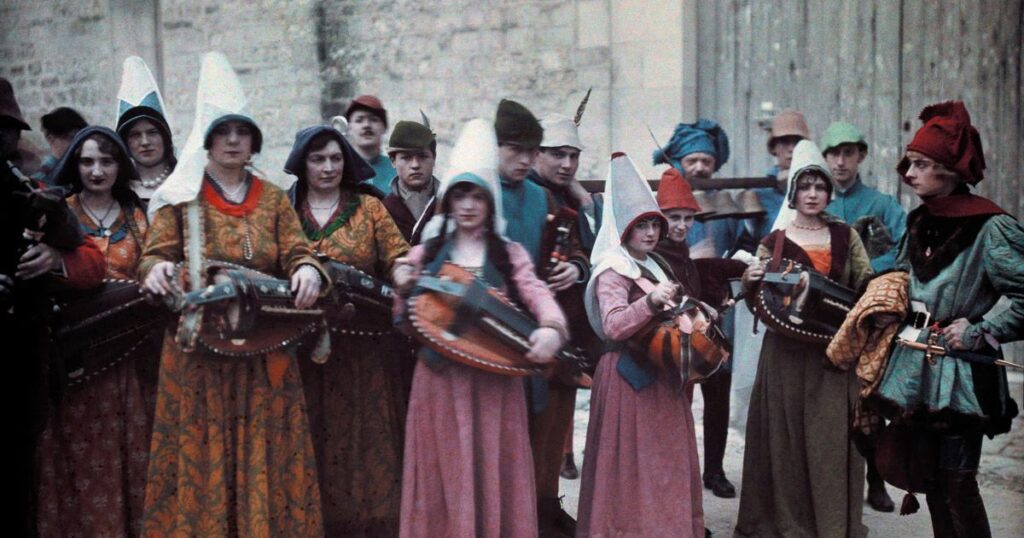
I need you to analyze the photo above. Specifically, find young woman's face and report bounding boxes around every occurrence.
[663,208,696,243]
[624,217,662,256]
[793,173,830,217]
[77,138,119,196]
[125,119,166,168]
[902,150,958,199]
[450,183,492,232]
[305,140,344,195]
[207,120,253,169]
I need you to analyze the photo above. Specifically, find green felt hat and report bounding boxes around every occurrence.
[494,99,543,148]
[387,120,436,155]
[821,121,868,154]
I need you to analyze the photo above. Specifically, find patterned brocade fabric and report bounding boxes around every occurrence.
[138,177,325,536]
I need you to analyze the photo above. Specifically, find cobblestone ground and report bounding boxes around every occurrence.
[560,372,1024,537]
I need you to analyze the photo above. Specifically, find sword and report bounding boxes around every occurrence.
[896,338,1023,369]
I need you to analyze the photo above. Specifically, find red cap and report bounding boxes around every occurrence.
[656,167,702,212]
[345,94,388,126]
[899,101,985,185]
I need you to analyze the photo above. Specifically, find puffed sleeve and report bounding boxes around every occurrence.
[596,269,656,342]
[138,204,183,282]
[507,241,568,342]
[274,189,329,287]
[965,215,1024,346]
[60,235,106,289]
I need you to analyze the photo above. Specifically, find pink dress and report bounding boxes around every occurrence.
[397,241,567,538]
[577,269,704,537]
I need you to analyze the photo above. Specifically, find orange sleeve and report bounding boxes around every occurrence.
[60,236,106,289]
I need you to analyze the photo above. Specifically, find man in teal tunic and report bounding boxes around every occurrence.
[822,122,906,272]
[495,99,585,538]
[346,94,396,192]
[872,101,1020,538]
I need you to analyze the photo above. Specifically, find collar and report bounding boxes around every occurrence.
[834,175,863,197]
[921,193,1006,218]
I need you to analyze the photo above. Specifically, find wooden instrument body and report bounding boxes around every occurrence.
[753,258,856,344]
[166,261,323,357]
[635,301,730,384]
[407,262,588,377]
[51,278,170,387]
[320,259,394,332]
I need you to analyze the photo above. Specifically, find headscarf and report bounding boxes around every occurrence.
[652,119,730,172]
[419,118,506,241]
[771,139,833,231]
[283,125,380,202]
[46,125,141,208]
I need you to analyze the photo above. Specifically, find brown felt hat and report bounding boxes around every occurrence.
[767,109,809,153]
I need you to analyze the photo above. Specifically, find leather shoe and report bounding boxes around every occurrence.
[560,453,579,480]
[867,479,896,512]
[704,472,736,498]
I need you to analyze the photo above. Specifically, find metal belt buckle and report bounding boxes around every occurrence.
[910,310,931,329]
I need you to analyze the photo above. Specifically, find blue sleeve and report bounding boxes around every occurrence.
[966,215,1024,346]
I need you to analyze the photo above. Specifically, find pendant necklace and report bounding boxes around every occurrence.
[81,197,118,237]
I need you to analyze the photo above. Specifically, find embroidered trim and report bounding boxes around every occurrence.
[302,196,360,241]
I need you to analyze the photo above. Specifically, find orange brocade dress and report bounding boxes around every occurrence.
[37,196,152,538]
[138,178,325,536]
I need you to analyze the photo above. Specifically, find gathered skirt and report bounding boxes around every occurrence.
[577,352,704,537]
[400,358,537,538]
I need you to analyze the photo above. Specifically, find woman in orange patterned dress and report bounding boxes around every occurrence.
[284,125,411,536]
[138,59,328,534]
[37,126,152,537]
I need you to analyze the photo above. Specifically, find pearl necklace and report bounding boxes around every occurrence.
[139,164,171,189]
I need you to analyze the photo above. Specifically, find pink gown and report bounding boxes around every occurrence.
[577,269,704,537]
[397,241,567,538]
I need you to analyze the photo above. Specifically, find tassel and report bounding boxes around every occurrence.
[311,326,331,364]
[899,493,920,515]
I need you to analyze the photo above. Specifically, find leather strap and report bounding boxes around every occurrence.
[176,198,205,351]
[769,229,786,272]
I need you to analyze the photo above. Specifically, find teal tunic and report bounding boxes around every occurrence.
[874,214,1023,435]
[365,153,398,192]
[827,176,906,272]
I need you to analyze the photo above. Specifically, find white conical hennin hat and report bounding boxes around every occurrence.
[147,52,257,218]
[420,118,506,241]
[116,56,168,127]
[584,152,665,338]
[770,139,833,231]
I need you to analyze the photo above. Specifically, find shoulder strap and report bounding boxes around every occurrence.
[176,198,206,351]
[768,229,786,271]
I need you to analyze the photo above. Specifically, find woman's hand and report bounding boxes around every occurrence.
[647,281,679,308]
[144,261,177,296]
[291,265,321,309]
[941,318,974,350]
[525,327,562,364]
[392,257,419,294]
[16,243,62,280]
[741,259,766,289]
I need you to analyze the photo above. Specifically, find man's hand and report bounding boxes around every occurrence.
[546,261,579,292]
[941,318,974,351]
[16,243,62,280]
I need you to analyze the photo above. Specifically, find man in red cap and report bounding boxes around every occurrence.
[2,76,105,536]
[345,94,396,192]
[870,101,1021,538]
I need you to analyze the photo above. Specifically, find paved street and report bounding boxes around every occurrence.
[559,372,1024,536]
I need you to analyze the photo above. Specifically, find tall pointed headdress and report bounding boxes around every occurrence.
[148,52,257,218]
[419,118,506,241]
[115,57,176,166]
[584,153,665,337]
